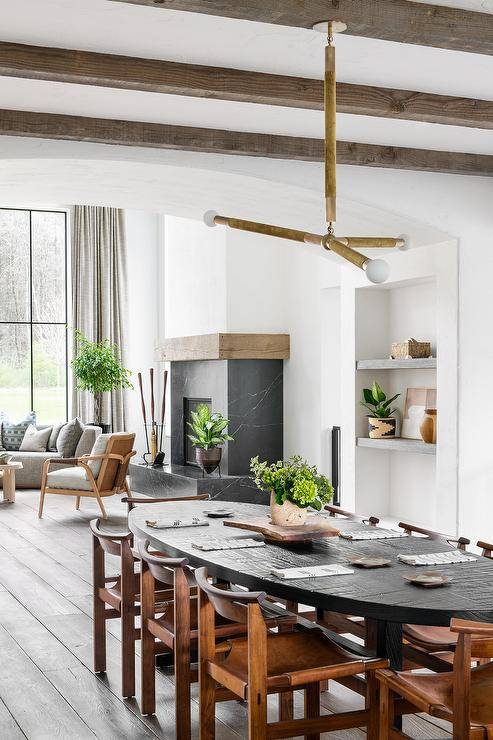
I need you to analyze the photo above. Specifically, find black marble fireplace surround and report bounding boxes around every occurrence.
[171,358,283,476]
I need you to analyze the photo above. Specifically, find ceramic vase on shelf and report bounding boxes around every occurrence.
[420,408,437,444]
[195,446,222,475]
[270,492,307,527]
[368,417,397,439]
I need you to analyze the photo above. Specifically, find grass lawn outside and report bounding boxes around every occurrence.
[0,387,67,424]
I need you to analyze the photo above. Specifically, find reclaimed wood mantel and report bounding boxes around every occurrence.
[155,333,290,361]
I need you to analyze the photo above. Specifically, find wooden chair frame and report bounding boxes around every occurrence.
[91,518,143,698]
[122,493,210,513]
[319,505,380,643]
[378,618,493,739]
[402,538,493,674]
[39,433,136,519]
[196,566,387,740]
[139,540,196,737]
[398,520,470,551]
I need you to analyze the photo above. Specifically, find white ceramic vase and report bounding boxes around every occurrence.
[270,492,307,526]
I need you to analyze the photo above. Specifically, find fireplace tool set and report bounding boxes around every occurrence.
[137,368,168,466]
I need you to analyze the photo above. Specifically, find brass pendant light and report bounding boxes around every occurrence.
[204,21,405,283]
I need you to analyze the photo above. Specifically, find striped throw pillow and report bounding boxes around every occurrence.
[2,412,37,451]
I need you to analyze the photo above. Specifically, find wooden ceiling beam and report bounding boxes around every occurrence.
[1,42,493,130]
[0,108,491,177]
[109,0,493,56]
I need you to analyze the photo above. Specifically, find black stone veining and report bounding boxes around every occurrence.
[170,359,283,475]
[128,462,267,504]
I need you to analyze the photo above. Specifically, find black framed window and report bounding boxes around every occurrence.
[0,208,68,423]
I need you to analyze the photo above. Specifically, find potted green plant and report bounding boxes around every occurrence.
[186,404,234,475]
[250,455,334,526]
[361,381,400,439]
[71,330,133,433]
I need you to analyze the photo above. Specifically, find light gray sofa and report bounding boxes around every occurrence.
[1,424,101,489]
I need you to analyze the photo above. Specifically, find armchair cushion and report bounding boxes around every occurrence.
[47,466,92,491]
[84,433,111,479]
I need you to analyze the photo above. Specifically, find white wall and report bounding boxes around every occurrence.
[157,163,491,545]
[124,209,162,458]
[164,216,227,338]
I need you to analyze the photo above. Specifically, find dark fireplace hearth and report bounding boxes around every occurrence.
[170,357,284,476]
[130,334,288,503]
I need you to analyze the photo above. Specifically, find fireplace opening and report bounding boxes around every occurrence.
[183,397,212,466]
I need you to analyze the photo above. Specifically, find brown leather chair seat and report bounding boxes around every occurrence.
[378,662,493,728]
[208,629,387,699]
[404,623,460,652]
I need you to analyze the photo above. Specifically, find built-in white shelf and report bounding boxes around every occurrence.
[356,437,436,455]
[356,358,436,370]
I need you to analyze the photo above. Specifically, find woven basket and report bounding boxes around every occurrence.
[391,338,431,360]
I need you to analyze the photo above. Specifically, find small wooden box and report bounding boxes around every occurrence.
[391,339,431,360]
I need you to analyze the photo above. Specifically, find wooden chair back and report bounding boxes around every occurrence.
[90,518,133,557]
[450,618,493,737]
[398,521,470,551]
[477,540,493,558]
[97,433,135,492]
[325,504,379,526]
[121,493,210,512]
[137,538,191,587]
[195,566,266,625]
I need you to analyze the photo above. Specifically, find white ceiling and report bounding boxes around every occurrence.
[0,0,492,211]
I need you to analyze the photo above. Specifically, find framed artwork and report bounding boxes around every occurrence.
[401,387,437,440]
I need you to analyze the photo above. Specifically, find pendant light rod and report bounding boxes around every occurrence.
[205,212,391,283]
[325,22,337,228]
[210,214,402,250]
[338,236,405,248]
[203,18,404,283]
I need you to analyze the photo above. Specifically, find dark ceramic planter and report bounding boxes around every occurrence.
[195,446,222,475]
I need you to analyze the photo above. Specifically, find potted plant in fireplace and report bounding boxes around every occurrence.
[187,404,234,475]
[361,380,400,439]
[71,330,133,434]
[250,455,334,526]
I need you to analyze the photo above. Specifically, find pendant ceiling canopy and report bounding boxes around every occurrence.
[204,21,406,284]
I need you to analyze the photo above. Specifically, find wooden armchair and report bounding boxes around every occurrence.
[402,536,491,673]
[377,618,493,739]
[318,505,380,643]
[39,432,136,519]
[196,566,387,740]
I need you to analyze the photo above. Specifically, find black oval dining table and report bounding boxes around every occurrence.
[128,500,493,671]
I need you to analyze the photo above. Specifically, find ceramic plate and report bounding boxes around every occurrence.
[402,571,451,588]
[346,555,392,568]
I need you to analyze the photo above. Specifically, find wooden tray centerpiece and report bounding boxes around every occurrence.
[223,515,340,543]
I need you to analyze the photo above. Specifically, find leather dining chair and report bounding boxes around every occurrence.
[401,532,493,672]
[377,618,493,739]
[195,566,388,740]
[318,505,380,642]
[90,493,212,699]
[137,540,296,738]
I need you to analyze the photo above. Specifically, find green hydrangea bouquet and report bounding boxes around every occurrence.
[250,455,334,511]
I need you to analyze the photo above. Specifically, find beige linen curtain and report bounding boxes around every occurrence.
[71,206,128,431]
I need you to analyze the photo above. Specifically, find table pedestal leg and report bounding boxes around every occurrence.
[2,469,15,503]
[366,619,403,730]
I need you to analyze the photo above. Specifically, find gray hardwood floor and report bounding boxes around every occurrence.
[0,491,452,739]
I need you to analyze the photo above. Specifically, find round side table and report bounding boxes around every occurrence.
[0,462,23,503]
